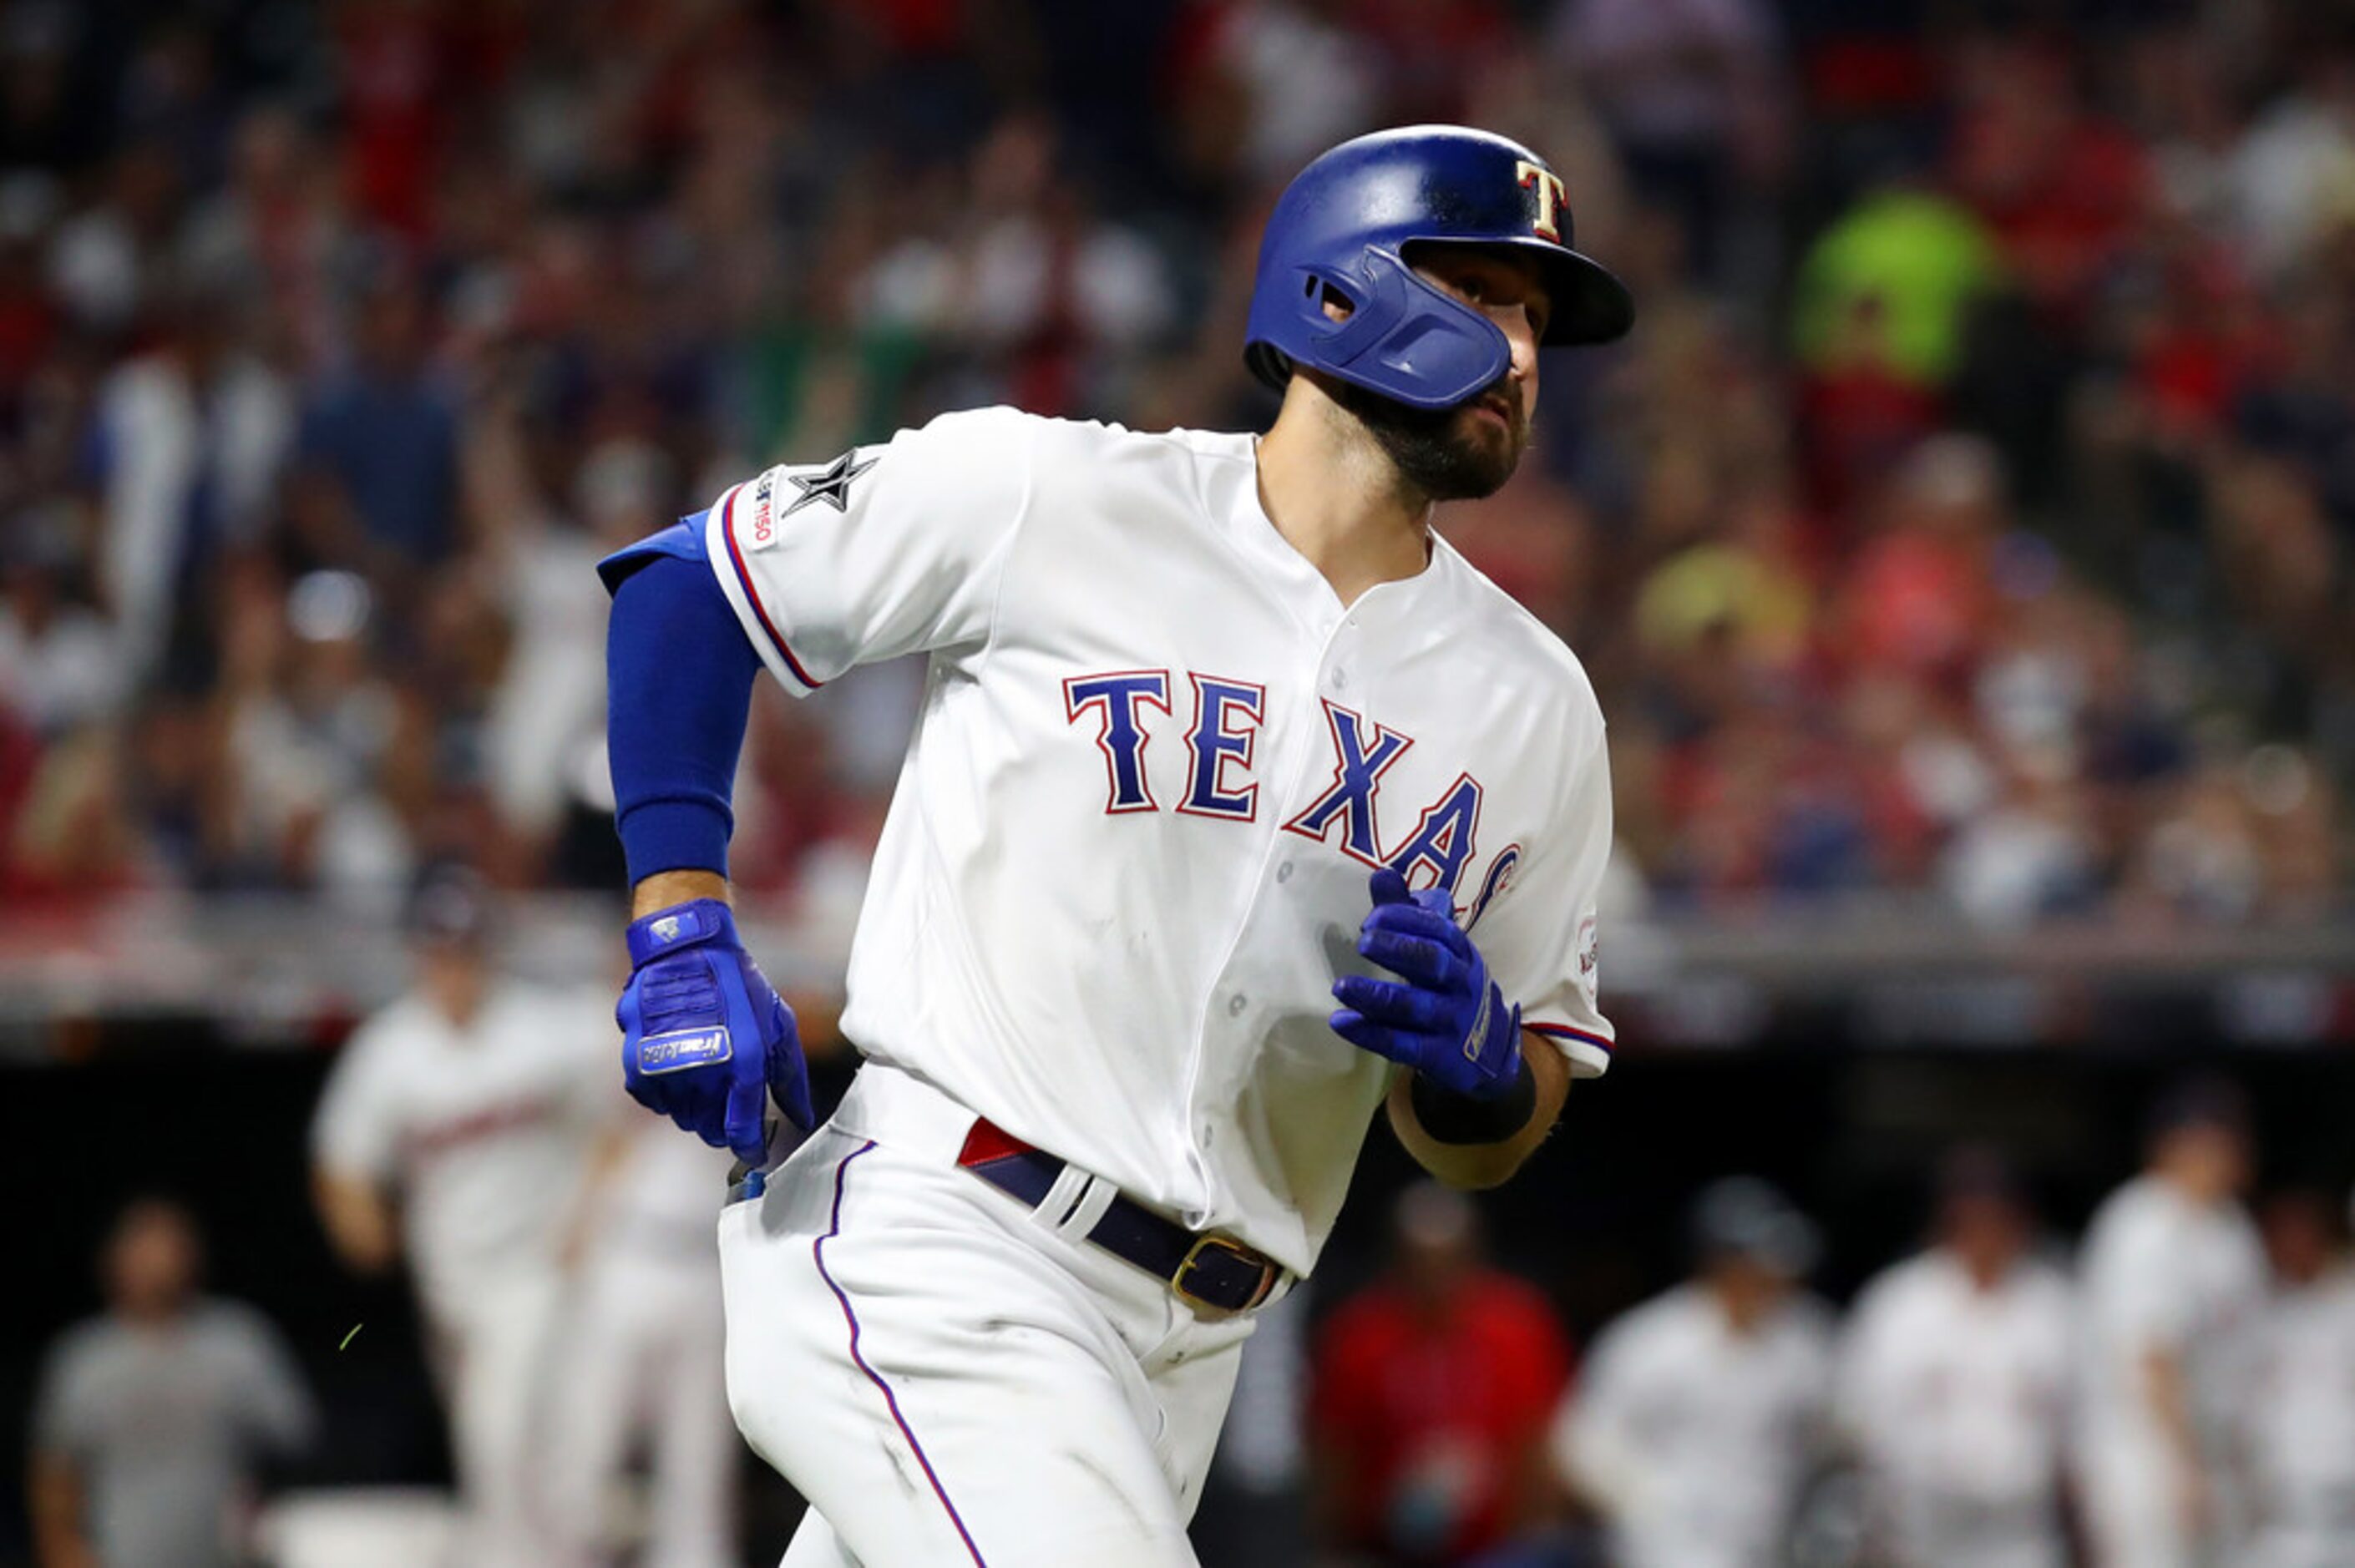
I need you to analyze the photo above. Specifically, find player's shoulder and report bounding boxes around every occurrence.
[42,1315,115,1378]
[481,978,595,1039]
[2084,1174,2165,1243]
[907,406,1245,466]
[338,992,433,1062]
[188,1296,287,1352]
[1317,1283,1412,1356]
[1850,1251,1942,1323]
[1015,411,1257,488]
[2082,1177,2202,1284]
[1430,537,1607,730]
[897,403,1041,451]
[879,408,1248,524]
[1599,1282,1710,1358]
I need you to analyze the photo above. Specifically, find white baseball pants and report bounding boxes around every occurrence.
[541,1240,739,1568]
[424,1267,566,1568]
[718,1062,1266,1567]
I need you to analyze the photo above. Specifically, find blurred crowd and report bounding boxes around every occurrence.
[1303,1085,2355,1568]
[0,0,2349,925]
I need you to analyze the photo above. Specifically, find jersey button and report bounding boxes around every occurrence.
[1226,994,1248,1016]
[1275,862,1294,883]
[1329,667,1349,690]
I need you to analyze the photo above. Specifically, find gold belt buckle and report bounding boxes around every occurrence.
[1172,1234,1278,1317]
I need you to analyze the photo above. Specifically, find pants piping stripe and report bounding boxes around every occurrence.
[813,1139,990,1566]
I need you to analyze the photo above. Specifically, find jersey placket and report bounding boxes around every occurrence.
[1178,589,1395,1243]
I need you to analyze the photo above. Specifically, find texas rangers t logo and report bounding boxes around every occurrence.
[1517,159,1567,243]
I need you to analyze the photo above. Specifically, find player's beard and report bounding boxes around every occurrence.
[1332,372,1530,503]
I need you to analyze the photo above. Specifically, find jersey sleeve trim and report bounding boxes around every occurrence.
[706,482,826,695]
[1525,1019,1613,1079]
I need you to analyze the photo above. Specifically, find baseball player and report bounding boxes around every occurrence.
[2236,1187,2355,1568]
[1552,1176,1836,1568]
[597,124,1631,1566]
[1836,1151,2075,1568]
[2074,1079,2267,1568]
[539,1110,742,1568]
[309,867,614,1566]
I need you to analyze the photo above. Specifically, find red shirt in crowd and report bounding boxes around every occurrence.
[1311,1270,1573,1563]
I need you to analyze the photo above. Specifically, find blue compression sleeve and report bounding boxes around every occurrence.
[605,553,758,884]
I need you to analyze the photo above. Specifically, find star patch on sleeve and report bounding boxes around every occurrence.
[783,448,880,518]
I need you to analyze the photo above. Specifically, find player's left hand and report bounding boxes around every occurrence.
[617,898,817,1165]
[1329,867,1522,1099]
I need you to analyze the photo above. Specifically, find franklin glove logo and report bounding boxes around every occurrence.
[637,1027,732,1074]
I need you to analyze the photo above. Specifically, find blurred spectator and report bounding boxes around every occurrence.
[46,139,182,336]
[2074,1078,2266,1568]
[84,264,291,686]
[1552,1176,1834,1568]
[1836,1150,2074,1568]
[1791,186,2003,389]
[2236,1186,2355,1568]
[1308,1182,1573,1565]
[1163,0,1384,190]
[542,1112,740,1568]
[291,264,460,584]
[0,524,124,737]
[27,1198,317,1568]
[469,397,671,860]
[308,866,611,1565]
[215,565,416,905]
[1547,0,1787,286]
[1944,37,2150,322]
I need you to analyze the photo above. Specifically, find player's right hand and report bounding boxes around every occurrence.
[616,898,816,1164]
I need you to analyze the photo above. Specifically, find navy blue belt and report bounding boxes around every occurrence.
[956,1119,1282,1315]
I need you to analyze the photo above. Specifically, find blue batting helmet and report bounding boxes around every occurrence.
[1244,125,1633,412]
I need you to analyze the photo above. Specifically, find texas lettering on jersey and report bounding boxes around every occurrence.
[1064,669,1519,928]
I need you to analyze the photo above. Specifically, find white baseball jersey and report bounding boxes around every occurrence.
[1837,1250,2074,1568]
[311,979,612,1318]
[1553,1282,1835,1568]
[2239,1266,2355,1565]
[2075,1174,2266,1454]
[701,407,1615,1273]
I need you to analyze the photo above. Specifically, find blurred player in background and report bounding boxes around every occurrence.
[2074,1079,2266,1568]
[27,1198,316,1568]
[1554,1176,1834,1568]
[1309,1181,1573,1565]
[540,1109,742,1568]
[1836,1149,2074,1568]
[308,866,612,1566]
[2236,1186,2355,1568]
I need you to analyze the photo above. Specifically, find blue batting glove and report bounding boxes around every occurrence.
[1329,867,1522,1099]
[617,898,816,1165]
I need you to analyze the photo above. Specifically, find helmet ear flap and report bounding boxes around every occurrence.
[1299,250,1512,410]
